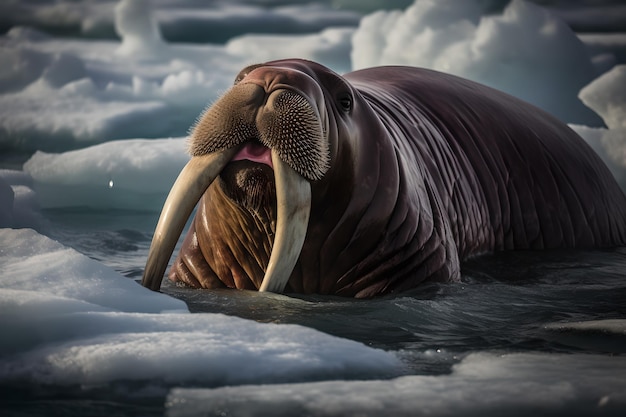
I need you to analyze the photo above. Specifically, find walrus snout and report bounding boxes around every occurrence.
[257,89,329,181]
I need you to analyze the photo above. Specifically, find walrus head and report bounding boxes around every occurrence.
[142,60,355,293]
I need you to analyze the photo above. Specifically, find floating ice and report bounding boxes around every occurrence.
[226,27,355,74]
[542,319,626,353]
[352,0,602,126]
[579,64,626,131]
[115,0,164,58]
[0,5,243,152]
[0,228,187,314]
[0,169,41,229]
[0,228,404,391]
[23,138,189,211]
[0,0,354,153]
[571,65,626,190]
[157,3,360,44]
[0,0,362,44]
[166,351,626,416]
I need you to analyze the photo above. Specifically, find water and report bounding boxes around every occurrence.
[31,208,626,413]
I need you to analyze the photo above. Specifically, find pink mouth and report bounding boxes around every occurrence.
[232,142,273,168]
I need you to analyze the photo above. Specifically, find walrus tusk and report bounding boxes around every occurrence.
[143,145,311,293]
[142,148,237,291]
[259,149,311,292]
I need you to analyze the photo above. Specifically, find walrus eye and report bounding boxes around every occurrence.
[338,93,353,112]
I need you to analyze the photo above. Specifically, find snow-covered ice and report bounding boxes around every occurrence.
[166,352,626,416]
[0,169,41,229]
[0,0,357,153]
[23,138,188,210]
[0,0,362,43]
[352,0,603,126]
[0,228,404,391]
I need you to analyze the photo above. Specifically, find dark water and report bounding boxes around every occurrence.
[43,208,626,353]
[9,208,626,416]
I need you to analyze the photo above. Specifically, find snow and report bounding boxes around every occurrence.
[352,0,603,126]
[166,351,626,416]
[0,228,404,390]
[0,16,237,151]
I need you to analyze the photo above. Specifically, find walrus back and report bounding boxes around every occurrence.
[346,67,626,256]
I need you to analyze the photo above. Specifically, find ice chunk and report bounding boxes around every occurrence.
[0,228,403,391]
[572,65,626,191]
[352,0,602,126]
[0,169,41,229]
[23,138,189,211]
[226,27,354,74]
[0,228,187,314]
[115,0,164,59]
[579,64,626,131]
[542,319,626,353]
[166,352,626,416]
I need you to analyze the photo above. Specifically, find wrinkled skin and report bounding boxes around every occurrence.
[144,59,626,298]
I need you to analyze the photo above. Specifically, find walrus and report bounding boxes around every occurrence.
[142,59,626,298]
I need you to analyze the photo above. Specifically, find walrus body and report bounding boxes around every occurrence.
[142,59,626,298]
